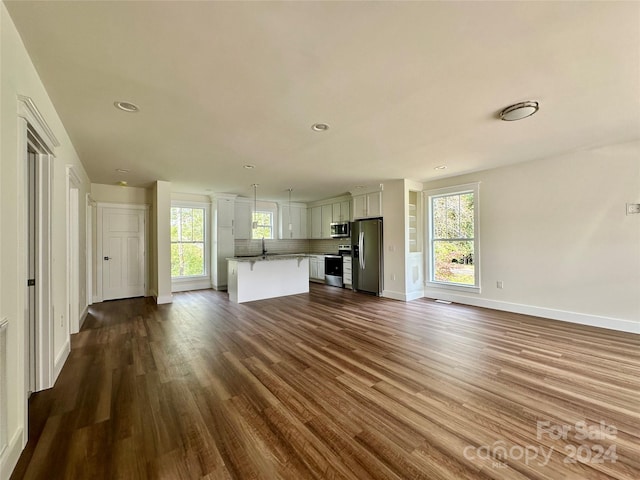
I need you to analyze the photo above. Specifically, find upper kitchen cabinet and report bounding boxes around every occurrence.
[352,190,383,219]
[307,195,352,239]
[279,202,307,239]
[332,201,350,223]
[217,195,235,228]
[234,199,252,240]
[309,205,323,239]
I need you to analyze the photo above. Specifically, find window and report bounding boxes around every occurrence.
[171,205,206,278]
[252,210,273,239]
[426,183,479,289]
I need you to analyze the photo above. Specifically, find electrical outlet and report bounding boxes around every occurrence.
[391,274,396,281]
[497,281,504,289]
[626,203,640,215]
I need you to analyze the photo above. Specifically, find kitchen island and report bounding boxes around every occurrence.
[227,254,310,303]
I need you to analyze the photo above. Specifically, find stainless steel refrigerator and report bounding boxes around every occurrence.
[351,218,383,295]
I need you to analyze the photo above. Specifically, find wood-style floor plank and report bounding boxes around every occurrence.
[11,285,640,479]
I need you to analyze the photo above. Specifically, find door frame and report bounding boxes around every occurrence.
[66,166,82,334]
[18,97,57,399]
[95,203,149,302]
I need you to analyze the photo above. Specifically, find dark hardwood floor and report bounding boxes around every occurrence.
[11,284,640,479]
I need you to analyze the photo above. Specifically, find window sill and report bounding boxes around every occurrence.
[171,275,211,292]
[425,281,480,294]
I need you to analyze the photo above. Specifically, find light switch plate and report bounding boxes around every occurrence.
[626,203,640,215]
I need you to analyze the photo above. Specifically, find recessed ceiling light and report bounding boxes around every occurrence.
[434,165,447,170]
[115,168,130,173]
[499,101,539,121]
[311,123,329,132]
[114,101,139,113]
[354,185,365,189]
[243,164,255,169]
[117,180,128,187]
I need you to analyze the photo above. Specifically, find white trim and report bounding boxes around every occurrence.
[0,428,24,480]
[170,201,211,279]
[383,289,427,302]
[171,277,211,292]
[422,290,640,334]
[79,305,89,330]
[86,194,94,308]
[155,294,174,305]
[53,340,71,382]
[382,290,408,301]
[17,95,60,149]
[424,182,481,291]
[66,167,80,334]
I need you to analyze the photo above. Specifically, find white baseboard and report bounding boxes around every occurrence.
[172,278,211,293]
[382,290,407,301]
[1,427,24,480]
[423,289,640,334]
[383,289,425,302]
[53,339,71,383]
[92,294,102,303]
[79,305,89,329]
[155,294,173,305]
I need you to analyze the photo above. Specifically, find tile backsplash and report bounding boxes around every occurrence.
[234,239,309,256]
[234,238,346,256]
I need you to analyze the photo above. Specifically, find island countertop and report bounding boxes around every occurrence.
[227,253,309,262]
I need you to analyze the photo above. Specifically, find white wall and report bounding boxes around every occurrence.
[155,181,172,303]
[422,141,640,333]
[382,180,406,299]
[0,3,91,476]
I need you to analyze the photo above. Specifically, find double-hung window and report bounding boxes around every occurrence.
[426,183,480,290]
[171,204,208,279]
[252,211,273,239]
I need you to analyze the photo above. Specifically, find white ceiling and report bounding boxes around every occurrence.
[6,1,640,202]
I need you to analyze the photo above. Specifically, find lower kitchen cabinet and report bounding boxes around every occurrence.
[343,255,352,287]
[309,255,325,283]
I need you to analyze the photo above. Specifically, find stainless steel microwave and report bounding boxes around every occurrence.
[330,222,351,238]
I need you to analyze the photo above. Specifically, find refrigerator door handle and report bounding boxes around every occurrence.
[360,231,365,270]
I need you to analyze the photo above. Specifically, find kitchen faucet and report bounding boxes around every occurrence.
[262,237,267,256]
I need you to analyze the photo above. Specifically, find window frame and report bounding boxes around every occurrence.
[170,201,210,281]
[424,182,480,292]
[252,210,274,239]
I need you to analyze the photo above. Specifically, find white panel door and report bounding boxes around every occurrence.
[102,207,145,300]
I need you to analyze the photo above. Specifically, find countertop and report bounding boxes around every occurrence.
[227,253,310,262]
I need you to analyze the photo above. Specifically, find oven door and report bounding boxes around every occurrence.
[324,255,343,287]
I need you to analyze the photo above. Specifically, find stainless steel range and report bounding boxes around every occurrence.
[324,244,352,288]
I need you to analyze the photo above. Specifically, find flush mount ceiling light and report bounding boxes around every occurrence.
[115,168,130,173]
[117,180,128,187]
[114,101,139,113]
[243,164,255,169]
[499,101,539,121]
[311,123,329,132]
[434,165,447,170]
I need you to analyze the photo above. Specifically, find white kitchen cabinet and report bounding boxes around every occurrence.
[332,200,350,222]
[310,206,322,239]
[343,255,352,286]
[352,191,383,219]
[234,201,252,240]
[321,204,333,239]
[211,194,237,290]
[340,200,350,222]
[309,255,325,282]
[280,203,307,239]
[217,197,235,228]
